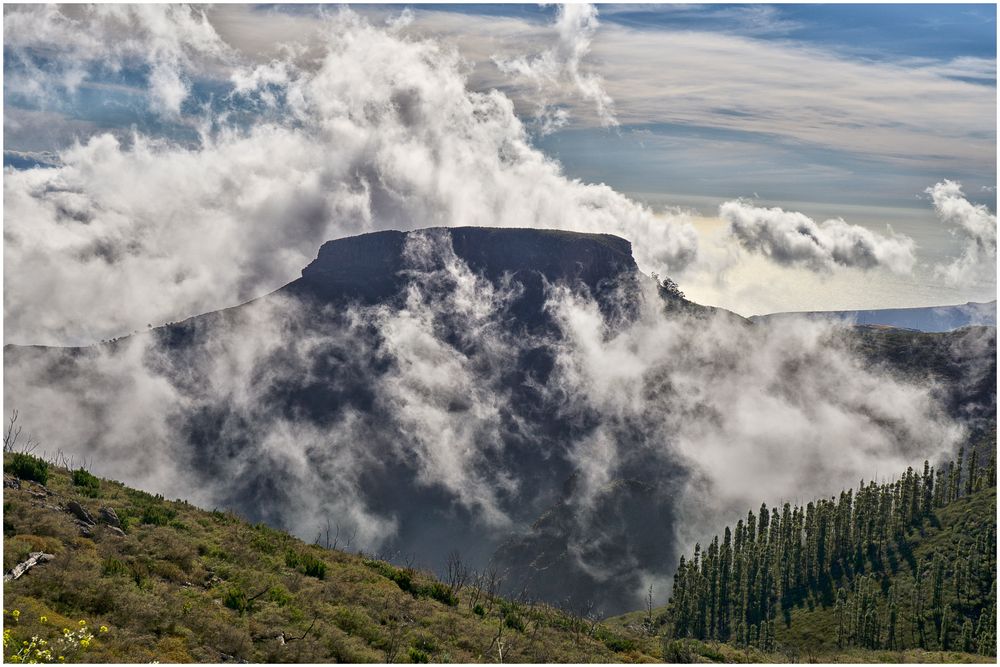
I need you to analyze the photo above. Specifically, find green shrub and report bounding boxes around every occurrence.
[6,453,48,484]
[662,639,697,663]
[140,504,177,526]
[473,604,485,617]
[595,626,634,653]
[407,647,430,663]
[503,613,525,632]
[102,555,150,588]
[286,549,327,579]
[363,558,414,593]
[102,556,130,578]
[422,582,457,607]
[268,585,293,607]
[361,559,459,605]
[72,468,101,497]
[412,634,437,653]
[301,553,327,579]
[223,585,249,614]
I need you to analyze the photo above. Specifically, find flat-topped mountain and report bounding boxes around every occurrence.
[293,227,637,303]
[4,227,995,616]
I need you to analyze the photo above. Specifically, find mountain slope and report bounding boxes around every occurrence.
[2,457,654,663]
[751,301,996,333]
[636,453,997,662]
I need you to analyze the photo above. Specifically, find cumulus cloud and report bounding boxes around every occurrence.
[720,199,917,274]
[3,4,232,117]
[493,3,617,133]
[927,180,998,287]
[4,9,695,346]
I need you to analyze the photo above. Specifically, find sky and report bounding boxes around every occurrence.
[3,3,997,343]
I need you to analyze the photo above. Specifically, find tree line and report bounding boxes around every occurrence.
[664,449,997,655]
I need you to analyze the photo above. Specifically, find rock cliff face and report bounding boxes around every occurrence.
[288,227,642,333]
[296,227,637,302]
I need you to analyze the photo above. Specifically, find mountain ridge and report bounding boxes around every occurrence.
[751,300,997,333]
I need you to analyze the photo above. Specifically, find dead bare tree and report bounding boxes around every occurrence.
[482,563,504,616]
[467,568,486,611]
[486,618,509,664]
[3,410,39,455]
[445,549,469,597]
[381,611,411,664]
[644,583,655,635]
[584,600,600,637]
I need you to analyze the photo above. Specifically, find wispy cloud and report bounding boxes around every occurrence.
[928,180,998,287]
[4,4,232,117]
[492,3,617,134]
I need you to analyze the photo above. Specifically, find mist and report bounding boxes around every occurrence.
[3,228,971,613]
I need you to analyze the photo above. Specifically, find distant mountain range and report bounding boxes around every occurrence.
[752,300,996,332]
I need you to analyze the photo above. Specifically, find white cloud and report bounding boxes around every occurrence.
[927,180,998,287]
[3,4,232,116]
[543,280,963,556]
[4,9,696,346]
[492,3,617,132]
[719,199,917,274]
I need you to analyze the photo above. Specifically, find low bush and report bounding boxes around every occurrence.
[407,646,430,663]
[6,453,48,485]
[223,585,248,614]
[593,626,634,652]
[71,469,101,497]
[140,505,177,527]
[286,549,327,579]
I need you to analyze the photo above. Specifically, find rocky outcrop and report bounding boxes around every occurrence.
[295,227,638,305]
[99,507,121,528]
[4,552,54,581]
[67,500,96,526]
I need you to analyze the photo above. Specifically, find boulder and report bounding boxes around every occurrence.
[98,507,121,528]
[66,501,96,526]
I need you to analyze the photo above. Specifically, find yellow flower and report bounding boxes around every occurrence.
[11,610,20,619]
[99,626,109,634]
[78,620,87,626]
[39,616,48,623]
[80,639,91,648]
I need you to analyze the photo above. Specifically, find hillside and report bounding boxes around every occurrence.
[6,455,994,664]
[615,453,997,663]
[2,456,656,663]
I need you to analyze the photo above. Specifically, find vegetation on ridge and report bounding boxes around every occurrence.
[656,450,997,660]
[3,455,652,663]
